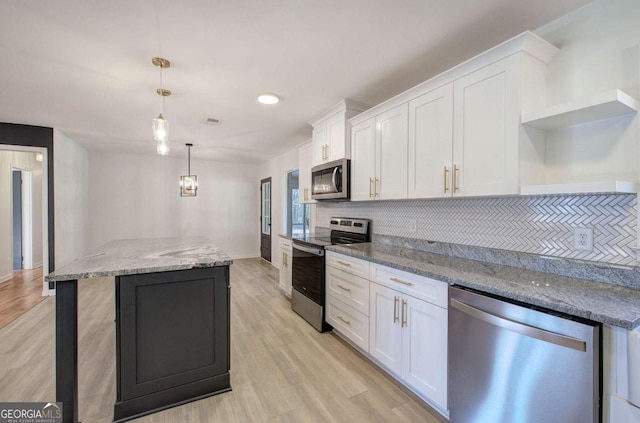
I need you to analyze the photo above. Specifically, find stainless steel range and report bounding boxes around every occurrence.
[291,217,370,332]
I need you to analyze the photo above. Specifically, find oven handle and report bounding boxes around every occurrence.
[293,243,325,256]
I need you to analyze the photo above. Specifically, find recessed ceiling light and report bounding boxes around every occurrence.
[257,92,281,105]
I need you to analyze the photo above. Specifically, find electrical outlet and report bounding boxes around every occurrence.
[574,227,593,251]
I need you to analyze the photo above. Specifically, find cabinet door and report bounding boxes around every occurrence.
[453,57,519,196]
[326,112,346,161]
[312,124,327,166]
[278,248,290,295]
[298,144,316,204]
[401,296,447,410]
[408,84,454,198]
[351,118,376,201]
[369,282,402,375]
[376,103,408,200]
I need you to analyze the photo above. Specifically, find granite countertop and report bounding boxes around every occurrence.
[46,237,233,282]
[326,243,640,330]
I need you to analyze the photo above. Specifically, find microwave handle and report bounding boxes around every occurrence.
[332,166,339,191]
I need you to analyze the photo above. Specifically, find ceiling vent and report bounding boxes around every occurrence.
[206,117,222,126]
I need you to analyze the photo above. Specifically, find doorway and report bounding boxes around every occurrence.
[12,170,23,270]
[12,168,34,271]
[260,177,272,261]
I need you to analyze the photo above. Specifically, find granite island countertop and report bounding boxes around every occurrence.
[46,237,232,282]
[326,243,640,330]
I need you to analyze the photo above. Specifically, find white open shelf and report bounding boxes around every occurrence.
[520,181,637,196]
[521,89,640,130]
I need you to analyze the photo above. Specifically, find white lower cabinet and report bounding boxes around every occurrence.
[325,256,370,352]
[369,281,448,411]
[326,252,448,414]
[401,293,448,410]
[326,295,369,351]
[278,240,292,297]
[369,282,403,374]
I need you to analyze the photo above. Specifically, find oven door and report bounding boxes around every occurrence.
[311,159,349,200]
[291,242,325,304]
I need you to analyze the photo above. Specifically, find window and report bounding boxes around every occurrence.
[286,170,309,236]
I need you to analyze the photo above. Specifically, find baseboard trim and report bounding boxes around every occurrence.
[0,273,12,283]
[33,261,43,268]
[230,253,261,260]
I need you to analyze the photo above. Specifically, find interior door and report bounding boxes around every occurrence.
[12,170,22,270]
[260,177,272,261]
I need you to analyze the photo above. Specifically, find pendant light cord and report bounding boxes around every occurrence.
[188,145,191,175]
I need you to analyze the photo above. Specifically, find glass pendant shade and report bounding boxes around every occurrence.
[156,139,170,156]
[153,113,169,142]
[180,175,197,197]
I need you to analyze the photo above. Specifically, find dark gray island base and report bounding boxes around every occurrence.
[46,237,233,423]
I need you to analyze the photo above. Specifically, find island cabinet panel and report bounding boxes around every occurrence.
[114,267,230,422]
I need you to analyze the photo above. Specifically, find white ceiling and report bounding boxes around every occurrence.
[0,0,592,163]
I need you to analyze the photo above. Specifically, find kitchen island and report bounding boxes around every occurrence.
[45,237,233,423]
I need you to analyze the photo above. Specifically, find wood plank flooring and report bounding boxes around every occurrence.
[0,258,445,422]
[0,266,45,329]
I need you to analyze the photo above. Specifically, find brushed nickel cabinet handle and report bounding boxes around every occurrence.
[444,166,449,193]
[336,261,351,267]
[337,315,351,325]
[394,296,399,323]
[390,277,414,287]
[375,177,380,197]
[325,144,329,160]
[453,164,459,193]
[369,177,374,197]
[337,284,352,292]
[401,299,407,327]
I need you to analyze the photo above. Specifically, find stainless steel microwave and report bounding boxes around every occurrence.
[311,158,350,200]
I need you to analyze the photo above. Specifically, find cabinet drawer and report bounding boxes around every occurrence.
[370,263,448,308]
[326,252,369,278]
[326,266,369,315]
[326,296,369,352]
[280,239,292,251]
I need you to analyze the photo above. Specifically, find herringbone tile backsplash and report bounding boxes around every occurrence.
[316,195,639,265]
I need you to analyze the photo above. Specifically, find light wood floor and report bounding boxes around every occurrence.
[0,266,45,329]
[0,258,445,422]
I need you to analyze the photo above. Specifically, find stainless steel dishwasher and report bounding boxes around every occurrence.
[449,286,600,423]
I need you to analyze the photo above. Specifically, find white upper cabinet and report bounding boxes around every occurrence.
[351,118,377,201]
[376,104,409,200]
[351,104,408,201]
[452,57,520,196]
[298,141,315,204]
[309,99,370,167]
[350,31,558,200]
[408,83,454,198]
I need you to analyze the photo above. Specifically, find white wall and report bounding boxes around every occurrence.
[54,130,89,269]
[258,148,300,267]
[535,0,640,186]
[0,149,44,281]
[88,151,259,259]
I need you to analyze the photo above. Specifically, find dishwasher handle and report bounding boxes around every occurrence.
[450,297,587,352]
[292,243,325,256]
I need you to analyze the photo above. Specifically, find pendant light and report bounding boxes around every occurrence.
[152,57,171,155]
[180,143,198,197]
